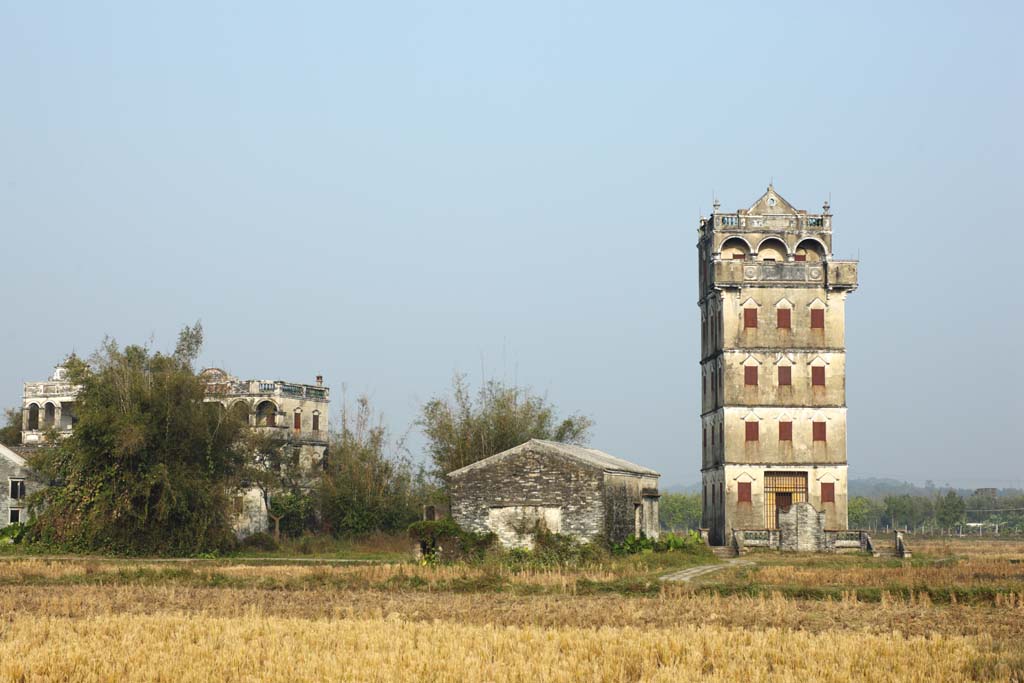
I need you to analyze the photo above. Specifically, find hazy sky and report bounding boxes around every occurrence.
[2,2,1021,487]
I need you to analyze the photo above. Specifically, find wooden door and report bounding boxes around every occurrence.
[775,493,793,527]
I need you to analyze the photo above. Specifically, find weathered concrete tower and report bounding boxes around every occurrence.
[697,187,858,545]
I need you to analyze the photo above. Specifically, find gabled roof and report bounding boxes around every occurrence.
[447,439,660,478]
[0,443,30,468]
[745,185,799,215]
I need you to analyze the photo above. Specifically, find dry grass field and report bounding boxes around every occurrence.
[0,537,1020,681]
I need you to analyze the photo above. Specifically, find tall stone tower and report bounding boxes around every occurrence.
[697,186,858,545]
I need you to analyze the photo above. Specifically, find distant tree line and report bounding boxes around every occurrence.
[849,490,1024,534]
[2,327,593,555]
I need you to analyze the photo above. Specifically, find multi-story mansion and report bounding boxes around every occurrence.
[13,365,329,535]
[697,186,858,546]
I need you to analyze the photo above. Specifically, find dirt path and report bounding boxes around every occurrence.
[660,557,752,582]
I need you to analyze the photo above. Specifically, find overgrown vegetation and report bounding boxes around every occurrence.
[321,395,435,537]
[418,373,593,476]
[0,407,21,445]
[26,324,248,555]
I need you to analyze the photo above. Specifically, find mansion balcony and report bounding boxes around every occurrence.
[253,424,329,445]
[205,379,329,402]
[712,259,858,290]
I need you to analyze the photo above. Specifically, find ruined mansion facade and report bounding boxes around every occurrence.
[698,187,858,546]
[11,365,329,536]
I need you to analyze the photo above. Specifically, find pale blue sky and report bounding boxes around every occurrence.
[2,2,1021,487]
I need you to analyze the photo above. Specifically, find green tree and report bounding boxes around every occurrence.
[0,407,21,445]
[238,430,313,541]
[659,493,701,532]
[935,491,966,531]
[321,394,430,536]
[848,496,885,530]
[28,323,248,555]
[419,374,593,476]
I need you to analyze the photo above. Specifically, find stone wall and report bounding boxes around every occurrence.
[0,449,45,528]
[448,446,605,547]
[778,502,826,552]
[602,473,661,543]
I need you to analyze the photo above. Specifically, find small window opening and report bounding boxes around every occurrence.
[738,482,751,503]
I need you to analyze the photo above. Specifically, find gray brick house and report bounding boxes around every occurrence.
[447,439,661,548]
[0,444,43,528]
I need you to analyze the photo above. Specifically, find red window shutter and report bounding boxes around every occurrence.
[778,366,791,386]
[744,366,758,386]
[738,482,751,503]
[744,308,758,328]
[745,421,759,442]
[821,482,835,503]
[813,421,827,441]
[293,413,301,430]
[811,308,825,329]
[732,253,745,260]
[777,308,791,329]
[794,253,807,262]
[812,366,825,386]
[779,421,793,441]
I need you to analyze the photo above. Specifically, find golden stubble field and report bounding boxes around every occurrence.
[0,538,1020,682]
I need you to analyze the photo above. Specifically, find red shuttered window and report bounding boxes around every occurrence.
[738,482,751,503]
[813,421,827,441]
[778,366,792,386]
[779,421,793,441]
[794,253,807,262]
[744,308,758,329]
[745,421,759,442]
[821,482,835,503]
[732,253,745,260]
[744,366,758,386]
[812,366,825,386]
[293,413,301,430]
[777,308,791,329]
[811,308,825,329]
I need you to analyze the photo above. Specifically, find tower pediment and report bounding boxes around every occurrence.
[742,185,799,215]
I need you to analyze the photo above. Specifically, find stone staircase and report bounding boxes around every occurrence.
[711,545,737,559]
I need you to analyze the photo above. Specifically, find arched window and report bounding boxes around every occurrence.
[795,238,826,262]
[43,403,56,428]
[27,405,39,431]
[756,238,787,262]
[230,401,251,427]
[255,401,277,427]
[720,237,751,260]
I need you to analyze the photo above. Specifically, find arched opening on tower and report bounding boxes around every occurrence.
[43,403,56,428]
[27,404,39,431]
[756,238,787,262]
[720,237,750,260]
[794,238,826,262]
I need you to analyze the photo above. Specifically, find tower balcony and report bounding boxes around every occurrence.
[713,259,857,290]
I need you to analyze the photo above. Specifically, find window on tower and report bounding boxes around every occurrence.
[745,421,759,442]
[779,421,793,441]
[812,366,825,387]
[738,482,751,503]
[778,366,792,386]
[777,308,791,329]
[744,308,758,329]
[811,308,825,329]
[744,366,758,386]
[821,482,835,503]
[813,421,827,442]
